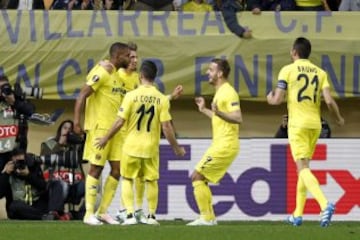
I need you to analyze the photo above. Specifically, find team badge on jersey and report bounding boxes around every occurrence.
[92,75,100,83]
[95,154,102,161]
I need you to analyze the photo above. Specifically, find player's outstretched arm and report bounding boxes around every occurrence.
[95,117,125,149]
[168,85,184,101]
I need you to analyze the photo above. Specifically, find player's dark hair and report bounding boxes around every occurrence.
[0,75,9,82]
[109,42,129,58]
[211,58,231,79]
[128,41,138,51]
[140,60,157,82]
[55,119,74,142]
[11,147,26,157]
[293,37,311,59]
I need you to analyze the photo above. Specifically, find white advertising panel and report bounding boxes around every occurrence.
[104,139,360,221]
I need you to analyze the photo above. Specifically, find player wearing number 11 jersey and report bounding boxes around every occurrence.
[95,60,185,225]
[267,37,344,227]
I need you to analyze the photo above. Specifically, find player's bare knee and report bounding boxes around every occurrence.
[89,165,103,179]
[190,171,204,182]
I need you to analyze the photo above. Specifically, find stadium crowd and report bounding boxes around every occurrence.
[0,0,348,11]
[0,0,355,39]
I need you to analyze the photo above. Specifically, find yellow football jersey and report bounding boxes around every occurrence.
[295,0,322,7]
[85,61,124,130]
[84,64,106,131]
[278,59,330,129]
[117,68,140,133]
[118,85,171,158]
[118,68,140,95]
[211,82,240,149]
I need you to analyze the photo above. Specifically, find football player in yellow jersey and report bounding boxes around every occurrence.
[267,37,344,227]
[187,58,242,226]
[115,42,143,223]
[95,60,185,225]
[73,42,130,225]
[115,42,184,224]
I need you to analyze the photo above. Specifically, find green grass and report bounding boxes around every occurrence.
[0,220,359,240]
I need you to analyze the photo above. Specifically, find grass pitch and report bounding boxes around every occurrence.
[0,220,359,240]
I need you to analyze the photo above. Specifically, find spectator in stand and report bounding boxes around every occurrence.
[246,0,296,14]
[338,0,360,11]
[295,0,330,11]
[0,0,7,8]
[134,0,174,10]
[274,115,331,139]
[104,0,123,10]
[6,0,44,9]
[327,0,340,10]
[213,0,252,39]
[181,0,212,11]
[51,0,122,10]
[69,0,94,10]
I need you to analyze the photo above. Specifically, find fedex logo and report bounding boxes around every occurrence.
[158,143,360,217]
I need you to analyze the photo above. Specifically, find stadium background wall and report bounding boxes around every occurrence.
[25,98,359,156]
[0,10,359,219]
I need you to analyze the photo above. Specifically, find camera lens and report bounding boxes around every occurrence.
[1,83,13,96]
[14,160,26,170]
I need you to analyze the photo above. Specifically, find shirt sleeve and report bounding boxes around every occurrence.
[86,67,108,92]
[160,97,172,123]
[226,90,241,112]
[277,65,290,90]
[320,71,330,90]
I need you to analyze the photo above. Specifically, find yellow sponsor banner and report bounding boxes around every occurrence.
[0,11,359,100]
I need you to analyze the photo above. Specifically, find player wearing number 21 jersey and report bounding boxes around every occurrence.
[267,37,344,227]
[278,54,328,130]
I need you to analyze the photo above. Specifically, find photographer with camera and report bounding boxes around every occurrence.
[0,74,36,217]
[0,148,64,220]
[274,114,331,138]
[40,120,86,220]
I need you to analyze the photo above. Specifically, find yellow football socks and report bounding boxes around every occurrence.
[299,168,327,210]
[147,180,158,215]
[97,175,119,214]
[122,178,134,214]
[135,178,145,210]
[193,180,213,221]
[85,174,99,217]
[293,176,306,217]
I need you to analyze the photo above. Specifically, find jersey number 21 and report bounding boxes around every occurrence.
[297,74,319,103]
